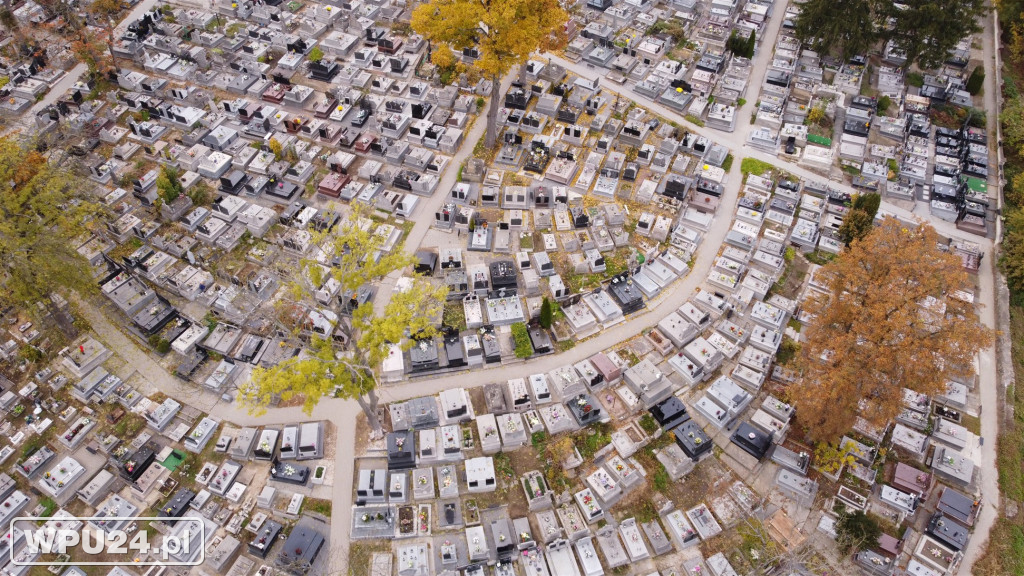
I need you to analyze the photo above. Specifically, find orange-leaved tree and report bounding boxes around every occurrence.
[791,217,990,441]
[412,0,568,148]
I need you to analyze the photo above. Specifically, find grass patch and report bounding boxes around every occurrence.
[574,423,613,460]
[973,518,1024,576]
[684,114,705,127]
[38,498,57,518]
[512,322,533,358]
[739,157,775,177]
[651,467,671,492]
[721,153,734,172]
[554,339,576,353]
[638,414,659,435]
[348,541,392,576]
[519,232,534,251]
[531,431,547,450]
[805,250,836,266]
[302,497,332,517]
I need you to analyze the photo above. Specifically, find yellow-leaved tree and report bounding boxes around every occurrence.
[412,0,568,147]
[0,137,101,309]
[792,217,990,442]
[242,205,447,437]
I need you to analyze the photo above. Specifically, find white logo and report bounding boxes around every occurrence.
[11,517,206,566]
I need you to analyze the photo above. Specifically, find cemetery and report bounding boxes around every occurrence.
[0,0,999,571]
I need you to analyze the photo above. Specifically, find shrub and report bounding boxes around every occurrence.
[308,46,324,63]
[776,337,800,365]
[539,298,553,329]
[156,339,171,354]
[156,165,183,204]
[966,66,985,95]
[511,322,533,358]
[907,72,924,87]
[877,95,891,114]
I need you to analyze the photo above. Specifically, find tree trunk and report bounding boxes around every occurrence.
[107,28,120,72]
[357,388,383,439]
[484,75,501,148]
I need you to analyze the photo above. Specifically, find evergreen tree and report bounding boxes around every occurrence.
[966,66,985,95]
[539,297,553,329]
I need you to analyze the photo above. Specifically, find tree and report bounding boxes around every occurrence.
[838,193,882,245]
[852,192,881,219]
[791,218,990,441]
[0,137,101,308]
[85,0,126,72]
[308,46,324,63]
[412,0,568,148]
[806,106,827,126]
[156,165,183,204]
[268,138,283,160]
[1000,209,1024,293]
[879,0,987,70]
[835,509,882,553]
[241,205,448,437]
[793,0,877,60]
[726,30,755,59]
[71,28,116,77]
[966,66,985,95]
[877,95,891,114]
[539,297,553,329]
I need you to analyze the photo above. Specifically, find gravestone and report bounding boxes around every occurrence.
[574,488,604,523]
[595,525,628,569]
[641,520,673,556]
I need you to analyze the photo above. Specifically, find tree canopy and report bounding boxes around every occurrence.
[793,0,877,61]
[792,218,990,441]
[0,137,100,309]
[1000,209,1024,294]
[241,206,447,435]
[880,0,986,70]
[792,0,987,69]
[837,193,881,245]
[411,0,567,147]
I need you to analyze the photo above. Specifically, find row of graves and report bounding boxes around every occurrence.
[0,50,69,116]
[0,333,333,574]
[50,0,490,383]
[52,1,481,224]
[613,149,986,576]
[560,0,768,133]
[80,163,432,383]
[353,368,757,574]
[426,67,745,350]
[832,380,984,576]
[743,7,993,238]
